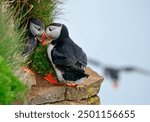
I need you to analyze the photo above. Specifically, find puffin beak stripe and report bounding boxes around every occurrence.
[46,35,53,41]
[41,32,53,46]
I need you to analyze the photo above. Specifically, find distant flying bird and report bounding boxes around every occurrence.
[88,58,150,88]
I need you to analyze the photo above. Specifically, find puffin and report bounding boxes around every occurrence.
[22,18,47,76]
[42,23,89,87]
[22,18,46,56]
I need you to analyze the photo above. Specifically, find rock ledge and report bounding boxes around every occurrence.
[28,67,103,105]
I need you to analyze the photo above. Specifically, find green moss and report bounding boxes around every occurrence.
[87,87,94,94]
[89,96,100,105]
[29,43,55,76]
[89,97,95,103]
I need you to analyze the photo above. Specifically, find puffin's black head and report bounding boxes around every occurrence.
[29,18,46,43]
[45,23,69,43]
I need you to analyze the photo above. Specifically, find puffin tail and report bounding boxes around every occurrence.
[63,70,89,81]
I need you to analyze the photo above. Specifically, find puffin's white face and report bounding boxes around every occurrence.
[30,22,44,37]
[46,25,62,40]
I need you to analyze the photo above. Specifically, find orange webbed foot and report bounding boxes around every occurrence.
[44,73,78,87]
[44,73,59,85]
[65,83,78,87]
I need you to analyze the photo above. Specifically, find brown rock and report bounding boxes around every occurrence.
[28,74,66,105]
[28,67,103,105]
[28,86,66,105]
[66,67,103,100]
[15,66,35,89]
[50,96,100,105]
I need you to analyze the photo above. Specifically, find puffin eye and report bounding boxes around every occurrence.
[49,27,53,31]
[38,27,42,31]
[34,25,42,31]
[49,28,52,31]
[49,27,56,31]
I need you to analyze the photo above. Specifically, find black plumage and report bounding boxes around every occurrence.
[22,36,37,56]
[48,24,88,81]
[22,18,44,56]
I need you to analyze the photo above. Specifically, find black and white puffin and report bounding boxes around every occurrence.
[22,18,46,56]
[43,23,89,87]
[22,18,46,76]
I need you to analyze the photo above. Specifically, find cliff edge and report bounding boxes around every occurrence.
[28,67,103,105]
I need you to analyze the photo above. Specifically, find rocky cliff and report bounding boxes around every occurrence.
[28,67,103,105]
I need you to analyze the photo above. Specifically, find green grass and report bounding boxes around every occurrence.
[10,0,59,76]
[29,0,55,26]
[0,0,63,104]
[0,2,27,104]
[0,6,25,70]
[0,56,27,104]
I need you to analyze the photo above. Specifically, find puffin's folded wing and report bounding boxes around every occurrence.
[77,49,87,67]
[22,37,37,56]
[52,49,77,66]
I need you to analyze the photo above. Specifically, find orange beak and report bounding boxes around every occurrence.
[41,32,53,46]
[41,32,48,46]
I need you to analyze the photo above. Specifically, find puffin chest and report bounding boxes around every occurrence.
[47,44,64,81]
[47,44,54,63]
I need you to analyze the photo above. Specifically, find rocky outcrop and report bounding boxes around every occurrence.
[28,67,103,105]
[15,66,36,89]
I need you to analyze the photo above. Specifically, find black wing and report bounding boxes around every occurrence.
[76,46,87,67]
[51,39,88,81]
[120,66,150,75]
[22,36,37,56]
[52,46,76,66]
[52,38,87,68]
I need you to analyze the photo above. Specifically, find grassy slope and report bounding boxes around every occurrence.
[0,56,27,104]
[0,0,61,104]
[9,0,57,76]
[0,2,27,104]
[11,0,58,76]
